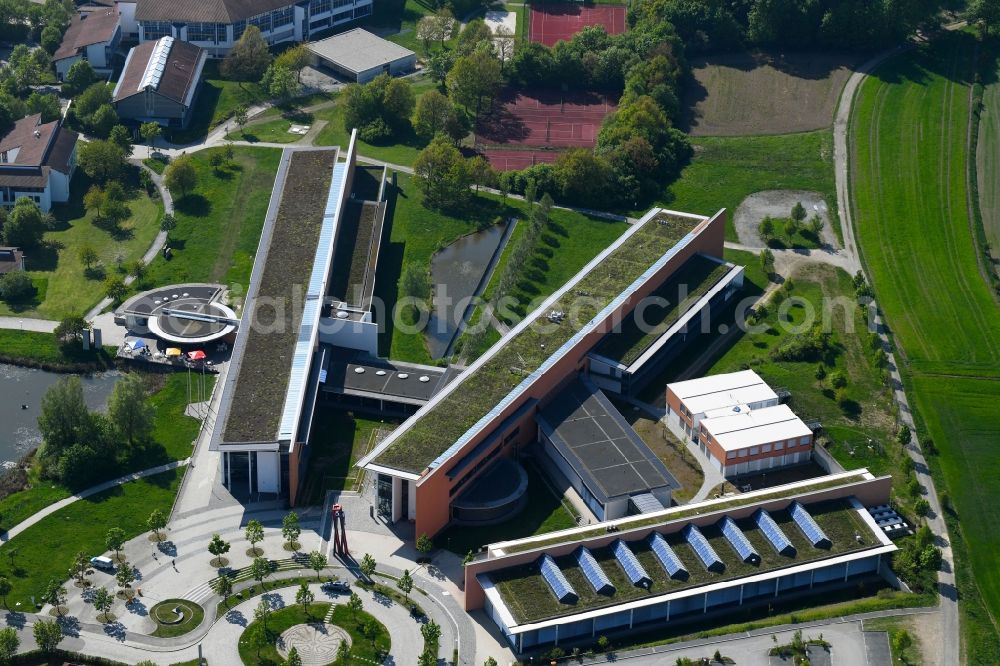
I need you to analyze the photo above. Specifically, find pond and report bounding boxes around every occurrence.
[0,364,120,464]
[425,221,511,359]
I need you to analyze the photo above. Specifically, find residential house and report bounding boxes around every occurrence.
[0,115,79,212]
[53,5,123,79]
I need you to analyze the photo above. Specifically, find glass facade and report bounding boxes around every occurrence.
[187,22,224,42]
[142,21,172,39]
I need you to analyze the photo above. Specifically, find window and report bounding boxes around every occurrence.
[762,443,772,453]
[726,451,736,460]
[749,446,759,456]
[272,5,294,29]
[310,0,331,14]
[800,436,810,445]
[353,4,371,18]
[737,448,747,458]
[775,441,784,450]
[233,20,246,40]
[787,439,796,448]
[249,12,271,32]
[187,22,220,42]
[142,21,172,39]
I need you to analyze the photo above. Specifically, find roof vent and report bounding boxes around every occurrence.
[33,130,40,138]
[733,406,741,412]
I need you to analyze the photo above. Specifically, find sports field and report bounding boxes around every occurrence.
[529,3,625,46]
[477,89,615,170]
[683,51,858,136]
[850,33,1000,660]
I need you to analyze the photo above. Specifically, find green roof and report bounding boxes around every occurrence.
[489,498,878,624]
[372,213,701,474]
[593,255,733,366]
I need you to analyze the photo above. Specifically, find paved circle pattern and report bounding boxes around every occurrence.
[276,623,352,665]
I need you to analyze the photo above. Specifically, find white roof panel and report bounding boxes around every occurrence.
[668,370,777,415]
[307,28,415,75]
[702,404,812,451]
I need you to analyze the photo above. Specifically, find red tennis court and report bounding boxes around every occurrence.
[484,150,560,171]
[529,3,626,46]
[477,89,617,150]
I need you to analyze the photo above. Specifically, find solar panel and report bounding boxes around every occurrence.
[754,509,796,556]
[648,532,688,579]
[612,540,652,588]
[576,547,615,594]
[789,501,832,548]
[718,516,760,564]
[683,524,724,572]
[539,554,578,604]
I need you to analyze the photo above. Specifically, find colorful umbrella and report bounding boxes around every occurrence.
[127,339,147,350]
[165,348,182,357]
[187,350,207,360]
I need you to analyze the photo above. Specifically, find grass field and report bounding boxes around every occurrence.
[299,411,389,504]
[150,599,205,638]
[377,174,626,363]
[975,46,1000,280]
[368,0,459,54]
[143,147,280,296]
[0,174,161,320]
[0,468,183,607]
[0,330,113,372]
[656,131,838,242]
[168,60,262,144]
[313,77,439,164]
[850,32,1000,660]
[225,116,305,144]
[682,51,858,136]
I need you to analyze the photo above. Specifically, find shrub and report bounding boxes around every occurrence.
[0,271,34,303]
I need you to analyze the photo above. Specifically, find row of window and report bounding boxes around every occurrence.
[721,435,812,460]
[309,0,356,16]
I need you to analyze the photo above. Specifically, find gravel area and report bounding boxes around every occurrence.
[733,190,839,250]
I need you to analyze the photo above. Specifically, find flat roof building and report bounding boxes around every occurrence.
[466,470,896,654]
[666,371,813,477]
[307,29,416,83]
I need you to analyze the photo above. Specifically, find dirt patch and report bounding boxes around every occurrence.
[628,414,703,503]
[733,190,838,249]
[682,51,860,136]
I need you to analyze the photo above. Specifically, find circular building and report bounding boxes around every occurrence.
[116,284,238,346]
[450,457,529,525]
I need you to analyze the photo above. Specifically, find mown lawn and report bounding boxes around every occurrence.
[850,32,1000,661]
[0,330,113,372]
[0,174,161,320]
[368,0,459,54]
[225,116,305,144]
[0,372,209,534]
[657,131,838,242]
[238,603,390,665]
[168,60,263,144]
[142,147,281,296]
[0,468,183,608]
[313,77,440,165]
[376,174,625,364]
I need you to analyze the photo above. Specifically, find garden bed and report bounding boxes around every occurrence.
[223,150,337,443]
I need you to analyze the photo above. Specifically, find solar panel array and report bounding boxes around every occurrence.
[612,539,652,588]
[789,501,832,547]
[576,547,616,594]
[719,516,760,564]
[754,509,796,556]
[648,532,687,579]
[684,524,724,571]
[539,554,578,604]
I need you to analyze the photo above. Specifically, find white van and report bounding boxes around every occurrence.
[90,556,114,571]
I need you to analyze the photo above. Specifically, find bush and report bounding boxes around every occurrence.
[914,498,930,516]
[0,271,34,303]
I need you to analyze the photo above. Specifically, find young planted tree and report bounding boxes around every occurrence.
[208,534,231,567]
[0,576,11,608]
[140,122,162,159]
[249,556,271,588]
[164,155,197,198]
[147,509,167,542]
[211,574,234,606]
[70,551,93,587]
[282,511,301,550]
[347,591,363,619]
[234,105,249,133]
[363,617,381,648]
[253,597,272,630]
[396,568,414,603]
[32,620,63,653]
[760,248,775,275]
[160,212,177,240]
[245,519,265,556]
[116,562,136,597]
[359,553,377,582]
[296,581,314,616]
[421,620,441,649]
[104,275,127,302]
[791,201,806,224]
[79,244,98,272]
[42,580,67,616]
[759,216,775,242]
[93,586,114,623]
[307,550,327,580]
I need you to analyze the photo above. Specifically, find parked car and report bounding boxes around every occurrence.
[90,556,114,571]
[322,580,350,594]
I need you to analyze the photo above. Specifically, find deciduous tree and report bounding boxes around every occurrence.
[249,556,271,587]
[0,576,11,608]
[222,25,272,81]
[296,581,314,615]
[447,50,501,119]
[275,43,310,81]
[139,122,161,157]
[108,372,153,447]
[262,64,300,104]
[78,139,125,183]
[396,568,413,602]
[93,586,113,622]
[3,197,45,247]
[307,550,327,580]
[0,626,17,662]
[115,561,136,596]
[245,519,265,555]
[109,124,134,158]
[147,509,167,541]
[281,512,301,549]
[106,527,125,561]
[38,376,89,461]
[412,135,471,210]
[359,553,376,581]
[32,620,63,653]
[253,597,272,629]
[164,155,197,198]
[212,574,233,604]
[208,534,230,566]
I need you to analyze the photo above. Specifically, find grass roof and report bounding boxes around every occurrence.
[223,150,337,443]
[489,498,878,624]
[374,213,700,473]
[594,255,733,366]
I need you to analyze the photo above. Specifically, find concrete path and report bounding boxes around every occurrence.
[833,44,958,666]
[0,459,189,544]
[0,317,56,332]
